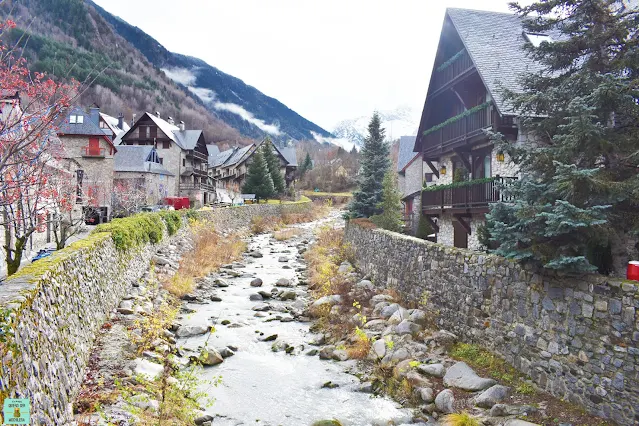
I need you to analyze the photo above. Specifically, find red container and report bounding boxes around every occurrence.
[165,197,190,210]
[627,261,639,281]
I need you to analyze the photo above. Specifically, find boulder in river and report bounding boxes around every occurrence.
[275,278,293,287]
[280,290,297,301]
[278,256,288,262]
[474,384,511,408]
[249,294,263,301]
[199,348,224,366]
[250,278,263,287]
[175,325,209,337]
[434,389,455,414]
[443,361,496,391]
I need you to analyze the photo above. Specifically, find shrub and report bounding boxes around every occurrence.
[184,209,200,221]
[164,273,195,298]
[416,214,434,240]
[273,228,301,241]
[94,213,165,250]
[159,210,182,236]
[250,215,270,234]
[441,412,480,426]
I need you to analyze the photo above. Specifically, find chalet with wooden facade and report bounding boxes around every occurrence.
[119,112,213,207]
[413,8,544,249]
[211,139,297,195]
[57,106,117,222]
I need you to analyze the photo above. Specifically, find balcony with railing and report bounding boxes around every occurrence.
[422,102,493,155]
[82,146,106,158]
[430,49,475,95]
[179,181,215,192]
[182,165,208,177]
[422,176,517,212]
[186,150,209,162]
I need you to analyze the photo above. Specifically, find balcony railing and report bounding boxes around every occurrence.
[423,103,493,153]
[179,182,215,192]
[431,49,475,94]
[186,150,208,162]
[82,146,105,157]
[182,166,208,176]
[422,177,517,211]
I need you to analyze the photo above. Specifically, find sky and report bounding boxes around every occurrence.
[92,0,513,132]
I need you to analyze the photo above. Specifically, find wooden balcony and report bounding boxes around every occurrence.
[422,177,517,213]
[186,150,208,162]
[430,49,476,96]
[179,182,215,192]
[423,103,493,156]
[181,165,208,177]
[82,146,105,158]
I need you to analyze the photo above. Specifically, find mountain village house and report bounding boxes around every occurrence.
[211,139,297,196]
[57,106,117,223]
[118,112,214,207]
[409,8,542,249]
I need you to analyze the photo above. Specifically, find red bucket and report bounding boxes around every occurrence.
[627,261,639,281]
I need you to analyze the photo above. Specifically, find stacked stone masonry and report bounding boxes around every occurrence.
[0,201,312,425]
[345,222,638,426]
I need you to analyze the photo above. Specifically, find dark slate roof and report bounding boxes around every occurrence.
[446,8,549,116]
[274,145,298,167]
[174,130,202,150]
[212,148,235,167]
[58,106,112,137]
[207,144,221,157]
[398,136,418,172]
[226,145,253,166]
[114,145,173,175]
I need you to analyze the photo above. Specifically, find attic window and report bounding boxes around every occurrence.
[524,33,553,47]
[69,115,84,124]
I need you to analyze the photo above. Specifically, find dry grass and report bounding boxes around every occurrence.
[163,219,246,297]
[441,412,481,426]
[273,228,301,241]
[346,328,371,359]
[349,217,377,229]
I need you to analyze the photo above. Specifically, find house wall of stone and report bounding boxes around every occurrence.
[113,172,176,206]
[155,143,182,195]
[345,222,638,426]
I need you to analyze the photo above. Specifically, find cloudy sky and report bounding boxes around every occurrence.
[93,0,512,132]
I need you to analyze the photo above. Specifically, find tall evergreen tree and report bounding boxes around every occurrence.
[485,0,639,274]
[299,152,313,177]
[242,148,275,202]
[262,140,286,195]
[349,112,390,218]
[371,170,404,232]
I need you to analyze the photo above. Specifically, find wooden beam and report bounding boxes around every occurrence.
[451,87,468,110]
[453,148,472,171]
[424,215,439,233]
[454,214,471,235]
[425,160,439,178]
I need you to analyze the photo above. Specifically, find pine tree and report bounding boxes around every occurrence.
[371,170,404,232]
[485,0,639,274]
[262,140,286,195]
[349,112,390,218]
[242,148,275,202]
[299,152,313,177]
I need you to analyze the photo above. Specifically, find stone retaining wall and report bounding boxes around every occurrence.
[344,222,638,425]
[0,201,313,425]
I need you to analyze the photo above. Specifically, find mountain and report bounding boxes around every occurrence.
[331,107,418,148]
[0,0,332,144]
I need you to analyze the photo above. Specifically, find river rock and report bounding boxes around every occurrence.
[257,290,272,299]
[199,348,224,366]
[503,421,541,426]
[252,303,271,312]
[134,358,164,380]
[490,404,538,417]
[218,347,235,358]
[409,309,429,326]
[319,346,335,360]
[443,361,496,391]
[419,387,435,403]
[250,293,263,301]
[475,384,511,408]
[380,303,401,319]
[355,279,375,291]
[250,278,263,287]
[431,329,458,346]
[312,420,342,426]
[405,371,431,388]
[175,325,209,337]
[214,278,229,287]
[280,290,297,300]
[358,381,374,393]
[395,320,421,335]
[249,251,263,258]
[152,255,174,267]
[372,339,386,359]
[417,363,446,378]
[210,295,222,302]
[129,394,160,412]
[370,294,394,306]
[194,414,214,425]
[434,389,454,414]
[337,261,352,274]
[278,256,288,262]
[276,278,293,287]
[311,295,342,310]
[117,300,135,315]
[388,307,410,325]
[331,349,349,361]
[363,319,388,332]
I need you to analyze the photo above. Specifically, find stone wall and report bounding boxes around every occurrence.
[344,222,638,426]
[0,201,313,425]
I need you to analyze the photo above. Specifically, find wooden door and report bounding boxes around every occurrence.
[88,137,100,156]
[453,220,468,249]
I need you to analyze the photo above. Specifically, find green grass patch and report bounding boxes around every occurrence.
[94,213,165,250]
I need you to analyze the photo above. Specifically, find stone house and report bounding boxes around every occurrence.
[119,112,213,207]
[57,106,117,223]
[113,145,175,211]
[413,8,539,249]
[211,139,297,196]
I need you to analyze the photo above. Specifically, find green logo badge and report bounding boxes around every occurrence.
[2,398,30,425]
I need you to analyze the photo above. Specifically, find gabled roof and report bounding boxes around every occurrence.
[445,8,548,116]
[128,113,205,151]
[212,148,235,167]
[100,112,130,146]
[398,136,418,172]
[274,145,298,167]
[206,144,221,157]
[114,145,173,175]
[58,107,112,137]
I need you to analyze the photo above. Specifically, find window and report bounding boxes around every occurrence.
[159,157,163,165]
[524,33,553,47]
[182,159,186,167]
[424,173,434,183]
[162,140,170,149]
[77,115,84,124]
[69,115,77,124]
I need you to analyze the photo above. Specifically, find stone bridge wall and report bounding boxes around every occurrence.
[0,201,312,425]
[344,221,638,425]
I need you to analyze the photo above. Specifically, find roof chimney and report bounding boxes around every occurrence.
[155,111,161,118]
[131,113,137,127]
[167,116,174,125]
[117,113,124,130]
[179,120,185,131]
[89,105,100,127]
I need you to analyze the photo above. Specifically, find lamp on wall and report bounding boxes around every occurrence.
[439,165,447,175]
[496,151,505,162]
